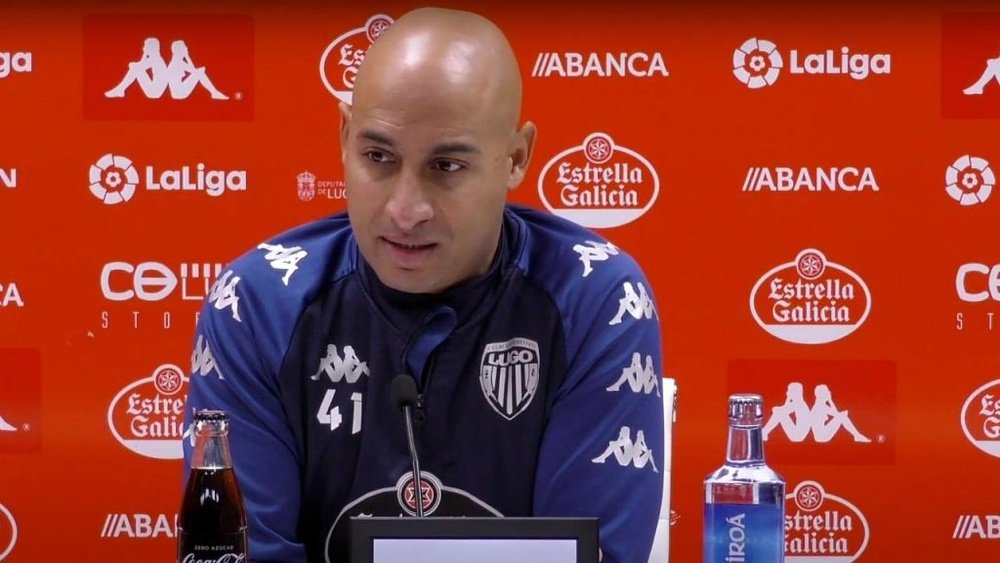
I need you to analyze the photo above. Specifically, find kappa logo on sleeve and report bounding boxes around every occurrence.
[208,270,242,322]
[83,14,253,120]
[573,240,620,278]
[591,426,658,472]
[609,281,657,325]
[257,243,308,286]
[606,352,660,396]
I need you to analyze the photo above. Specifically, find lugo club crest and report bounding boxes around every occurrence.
[479,338,540,420]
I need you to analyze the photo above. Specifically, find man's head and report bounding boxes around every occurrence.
[339,7,536,294]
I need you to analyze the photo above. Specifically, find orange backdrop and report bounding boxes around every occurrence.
[1,1,999,561]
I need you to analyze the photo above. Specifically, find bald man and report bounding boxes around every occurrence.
[183,8,665,563]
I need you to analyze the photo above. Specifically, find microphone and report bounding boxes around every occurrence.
[391,374,425,517]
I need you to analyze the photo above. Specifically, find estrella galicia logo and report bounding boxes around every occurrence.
[479,338,540,421]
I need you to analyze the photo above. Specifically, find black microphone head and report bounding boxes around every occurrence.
[391,374,419,409]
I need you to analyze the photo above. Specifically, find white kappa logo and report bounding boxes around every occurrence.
[609,281,657,325]
[89,153,139,205]
[762,382,870,443]
[310,344,370,384]
[591,426,658,472]
[105,37,229,100]
[0,412,16,432]
[257,243,308,286]
[208,270,241,322]
[191,334,222,380]
[946,155,994,206]
[574,240,620,278]
[606,352,660,396]
[964,54,1000,96]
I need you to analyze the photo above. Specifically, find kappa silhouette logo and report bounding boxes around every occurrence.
[942,14,1000,118]
[0,501,16,561]
[0,349,42,454]
[310,344,370,384]
[83,15,253,120]
[610,281,657,325]
[606,352,660,396]
[763,383,870,443]
[591,426,658,472]
[728,359,896,465]
[574,240,620,278]
[208,270,241,322]
[190,334,222,380]
[320,14,394,104]
[105,37,230,100]
[946,154,994,206]
[257,243,308,286]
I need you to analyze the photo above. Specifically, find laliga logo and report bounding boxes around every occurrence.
[946,154,994,206]
[537,132,659,229]
[961,378,1000,458]
[90,153,139,205]
[107,363,189,460]
[750,249,871,345]
[733,37,890,88]
[89,152,247,205]
[0,501,15,561]
[785,481,869,561]
[320,14,394,104]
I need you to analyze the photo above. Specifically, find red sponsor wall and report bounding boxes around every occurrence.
[1,1,999,561]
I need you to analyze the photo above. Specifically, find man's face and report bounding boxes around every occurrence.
[340,81,518,294]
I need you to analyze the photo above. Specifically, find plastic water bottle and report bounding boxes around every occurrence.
[704,394,785,562]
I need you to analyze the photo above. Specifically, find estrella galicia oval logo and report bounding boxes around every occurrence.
[750,249,871,345]
[0,501,16,561]
[961,378,1000,458]
[785,481,870,561]
[107,363,189,459]
[319,14,394,104]
[537,132,659,229]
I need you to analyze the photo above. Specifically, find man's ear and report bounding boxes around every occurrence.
[338,102,352,164]
[507,121,537,191]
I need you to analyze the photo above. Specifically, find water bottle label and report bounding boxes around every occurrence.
[704,503,783,563]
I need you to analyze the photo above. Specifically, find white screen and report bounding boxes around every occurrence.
[373,538,577,563]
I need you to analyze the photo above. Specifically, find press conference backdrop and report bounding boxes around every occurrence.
[1,0,998,561]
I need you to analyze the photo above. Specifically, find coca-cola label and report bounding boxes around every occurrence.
[179,530,247,563]
[785,480,870,561]
[107,363,189,459]
[537,132,660,229]
[750,249,871,344]
[319,14,394,104]
[0,501,16,561]
[961,378,1000,458]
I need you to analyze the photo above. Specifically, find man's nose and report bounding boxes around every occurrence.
[385,170,433,231]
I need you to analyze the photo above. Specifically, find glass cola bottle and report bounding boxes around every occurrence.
[178,410,249,563]
[704,394,785,562]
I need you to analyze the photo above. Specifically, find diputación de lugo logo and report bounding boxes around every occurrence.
[750,249,871,345]
[537,132,659,229]
[107,363,189,460]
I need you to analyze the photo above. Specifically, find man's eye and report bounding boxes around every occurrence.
[364,150,393,163]
[432,160,464,173]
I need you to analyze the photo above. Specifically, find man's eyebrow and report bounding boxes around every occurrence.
[430,141,480,156]
[358,129,395,147]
